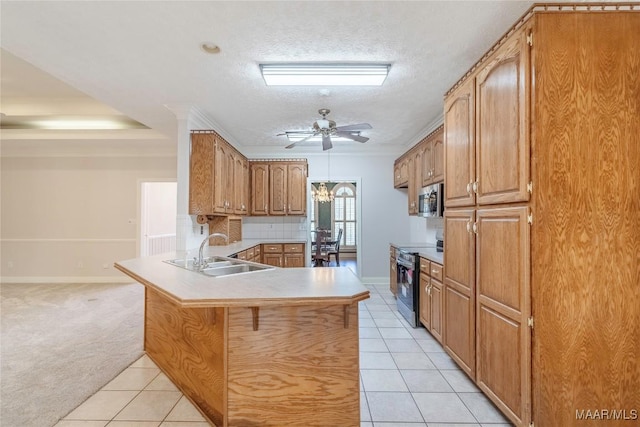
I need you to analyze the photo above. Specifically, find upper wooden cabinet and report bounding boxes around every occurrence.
[475,27,530,205]
[190,132,248,216]
[250,163,269,216]
[250,160,308,216]
[444,27,530,208]
[394,125,444,215]
[422,127,444,187]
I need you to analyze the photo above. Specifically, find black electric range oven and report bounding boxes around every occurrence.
[396,249,420,328]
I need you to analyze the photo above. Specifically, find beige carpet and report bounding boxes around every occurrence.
[0,282,144,427]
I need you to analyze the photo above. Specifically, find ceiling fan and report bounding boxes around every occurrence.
[280,109,372,151]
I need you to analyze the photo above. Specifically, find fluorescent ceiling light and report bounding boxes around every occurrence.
[284,132,361,143]
[260,64,390,86]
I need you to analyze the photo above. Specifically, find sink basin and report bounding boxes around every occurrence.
[164,256,274,277]
[201,263,273,277]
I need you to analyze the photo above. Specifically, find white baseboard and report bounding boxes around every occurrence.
[0,276,135,284]
[360,276,388,285]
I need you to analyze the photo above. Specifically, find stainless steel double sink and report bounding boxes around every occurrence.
[164,256,274,277]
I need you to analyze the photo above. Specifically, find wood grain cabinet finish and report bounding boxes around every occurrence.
[389,246,398,296]
[144,287,361,427]
[251,161,308,217]
[444,78,476,208]
[250,163,269,216]
[443,209,476,378]
[189,132,248,216]
[419,257,444,343]
[475,26,530,206]
[475,206,530,425]
[443,8,640,427]
[422,127,445,187]
[262,243,306,268]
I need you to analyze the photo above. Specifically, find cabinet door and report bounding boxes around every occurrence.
[284,253,304,268]
[213,140,228,214]
[422,139,433,187]
[389,257,397,296]
[431,133,444,183]
[409,149,421,215]
[443,208,476,378]
[225,148,235,213]
[398,158,409,187]
[475,26,530,205]
[250,163,269,216]
[189,133,214,214]
[419,273,431,330]
[262,253,283,268]
[287,163,307,215]
[444,78,476,208]
[233,153,244,214]
[269,163,287,216]
[475,206,530,425]
[430,279,443,343]
[242,158,249,214]
[393,163,402,188]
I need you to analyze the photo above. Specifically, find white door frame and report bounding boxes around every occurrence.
[307,176,362,278]
[137,179,177,257]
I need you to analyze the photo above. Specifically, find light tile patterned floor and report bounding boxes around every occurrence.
[56,282,513,427]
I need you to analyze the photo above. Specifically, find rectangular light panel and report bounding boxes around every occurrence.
[260,64,390,86]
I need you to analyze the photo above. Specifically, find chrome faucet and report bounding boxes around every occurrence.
[196,232,229,270]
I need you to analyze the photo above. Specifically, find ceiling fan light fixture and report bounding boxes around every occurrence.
[260,64,390,86]
[284,132,361,143]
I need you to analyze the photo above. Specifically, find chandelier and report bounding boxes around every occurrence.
[313,150,334,203]
[313,182,334,203]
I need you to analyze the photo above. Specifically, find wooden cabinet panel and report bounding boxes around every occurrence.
[287,163,307,215]
[262,253,282,268]
[421,139,433,187]
[284,253,304,268]
[389,257,397,296]
[476,26,530,206]
[284,244,304,253]
[444,208,476,378]
[429,263,443,282]
[250,163,269,216]
[398,158,409,187]
[262,244,283,253]
[213,140,229,214]
[189,133,215,215]
[408,149,421,215]
[475,206,530,424]
[430,279,443,343]
[444,79,475,208]
[269,164,287,216]
[233,154,247,214]
[419,272,431,330]
[393,163,402,188]
[431,135,444,183]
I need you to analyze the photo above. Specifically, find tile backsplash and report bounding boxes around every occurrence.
[243,217,308,240]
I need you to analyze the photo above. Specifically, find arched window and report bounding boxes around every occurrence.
[331,183,356,248]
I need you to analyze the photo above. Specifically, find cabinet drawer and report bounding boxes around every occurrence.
[236,250,248,261]
[284,243,304,253]
[253,245,261,257]
[420,258,431,274]
[246,247,255,259]
[430,262,443,282]
[263,244,283,253]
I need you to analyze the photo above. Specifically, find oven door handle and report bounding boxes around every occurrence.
[396,259,414,269]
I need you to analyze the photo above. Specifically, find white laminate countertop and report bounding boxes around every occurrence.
[115,239,369,308]
[390,242,444,265]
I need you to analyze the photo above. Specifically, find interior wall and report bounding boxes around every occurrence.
[1,154,177,282]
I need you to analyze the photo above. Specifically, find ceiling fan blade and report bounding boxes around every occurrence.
[322,134,333,151]
[285,132,318,149]
[335,131,369,143]
[334,123,372,132]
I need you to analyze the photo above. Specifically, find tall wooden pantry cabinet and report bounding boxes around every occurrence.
[443,5,639,427]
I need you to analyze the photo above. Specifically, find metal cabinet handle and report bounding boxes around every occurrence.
[472,181,478,193]
[432,269,438,274]
[472,222,478,234]
[466,222,471,233]
[466,183,471,193]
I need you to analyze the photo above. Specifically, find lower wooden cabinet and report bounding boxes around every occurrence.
[261,243,305,268]
[389,245,398,296]
[419,257,443,343]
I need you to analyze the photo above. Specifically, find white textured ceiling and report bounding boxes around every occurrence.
[1,1,542,155]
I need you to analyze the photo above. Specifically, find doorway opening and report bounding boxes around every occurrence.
[309,180,360,276]
[139,181,177,257]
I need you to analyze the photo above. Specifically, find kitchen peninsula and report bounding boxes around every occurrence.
[115,245,369,427]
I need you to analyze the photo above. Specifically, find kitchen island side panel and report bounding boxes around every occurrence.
[144,287,226,426]
[226,303,360,427]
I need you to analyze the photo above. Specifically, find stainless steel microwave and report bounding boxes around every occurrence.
[418,183,444,217]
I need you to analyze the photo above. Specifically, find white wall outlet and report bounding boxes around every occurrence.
[77,261,84,269]
[102,263,110,269]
